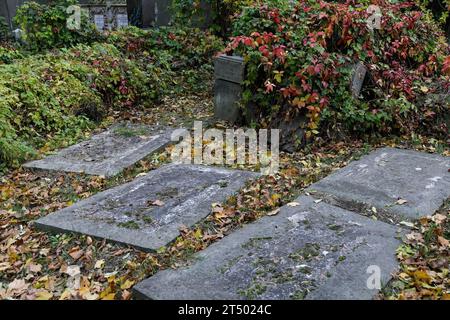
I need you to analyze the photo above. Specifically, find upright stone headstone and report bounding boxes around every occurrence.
[94,14,105,30]
[116,13,129,28]
[351,62,367,98]
[214,55,245,123]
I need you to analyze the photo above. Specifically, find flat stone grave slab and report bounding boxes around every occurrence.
[24,123,174,177]
[307,147,450,220]
[133,195,401,300]
[34,164,259,251]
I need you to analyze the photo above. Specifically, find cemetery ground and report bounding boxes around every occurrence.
[0,85,449,299]
[1,0,450,301]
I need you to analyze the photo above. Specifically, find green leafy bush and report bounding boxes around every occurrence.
[14,0,101,52]
[171,0,290,36]
[415,0,449,35]
[223,0,450,143]
[0,45,24,64]
[0,26,223,168]
[107,26,224,94]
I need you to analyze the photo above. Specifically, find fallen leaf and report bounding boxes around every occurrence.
[28,263,42,273]
[286,202,300,207]
[400,221,415,228]
[69,248,84,260]
[150,200,164,206]
[35,290,53,300]
[0,262,11,272]
[120,279,135,290]
[64,265,81,277]
[438,236,449,247]
[135,172,147,178]
[432,214,447,225]
[396,199,408,205]
[413,270,431,283]
[122,290,132,300]
[8,279,28,293]
[267,208,280,216]
[101,293,116,300]
[94,260,105,269]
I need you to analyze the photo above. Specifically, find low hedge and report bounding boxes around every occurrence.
[0,27,223,170]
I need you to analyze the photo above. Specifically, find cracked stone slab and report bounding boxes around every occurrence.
[24,123,174,177]
[34,164,259,251]
[307,147,450,220]
[133,195,402,300]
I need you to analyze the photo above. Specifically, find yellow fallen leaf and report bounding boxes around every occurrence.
[413,270,431,283]
[101,293,116,300]
[420,86,429,93]
[59,289,72,300]
[36,290,53,300]
[120,279,135,290]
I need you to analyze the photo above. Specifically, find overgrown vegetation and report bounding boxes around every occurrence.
[0,23,222,170]
[223,0,449,146]
[14,0,100,52]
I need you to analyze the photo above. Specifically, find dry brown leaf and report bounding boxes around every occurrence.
[28,263,42,273]
[437,236,449,248]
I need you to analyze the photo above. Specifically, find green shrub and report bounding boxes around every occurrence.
[0,17,9,42]
[14,0,101,52]
[224,0,450,143]
[0,27,223,169]
[0,45,24,64]
[107,26,224,95]
[171,0,290,37]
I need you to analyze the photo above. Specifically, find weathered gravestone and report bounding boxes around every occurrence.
[350,62,367,98]
[24,123,174,177]
[34,164,259,251]
[214,55,245,123]
[133,195,402,300]
[307,147,450,220]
